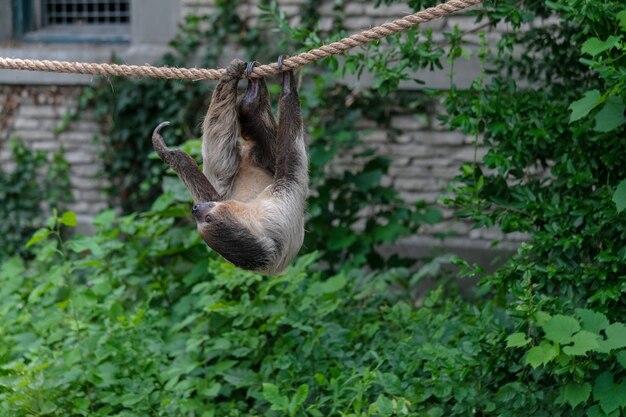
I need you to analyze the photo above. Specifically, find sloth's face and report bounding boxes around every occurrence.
[192,202,272,271]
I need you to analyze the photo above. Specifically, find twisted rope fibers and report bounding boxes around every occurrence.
[0,0,482,80]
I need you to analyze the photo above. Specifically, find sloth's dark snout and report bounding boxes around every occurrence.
[192,202,216,221]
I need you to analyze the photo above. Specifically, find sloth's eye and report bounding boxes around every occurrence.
[204,215,212,223]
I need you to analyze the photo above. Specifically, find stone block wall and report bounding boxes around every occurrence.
[0,86,109,229]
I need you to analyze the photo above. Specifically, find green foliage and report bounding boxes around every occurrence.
[441,0,626,414]
[509,310,626,413]
[0,207,508,416]
[0,140,71,260]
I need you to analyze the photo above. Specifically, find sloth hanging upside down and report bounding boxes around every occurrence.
[151,58,308,275]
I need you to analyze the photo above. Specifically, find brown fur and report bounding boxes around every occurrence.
[152,59,308,274]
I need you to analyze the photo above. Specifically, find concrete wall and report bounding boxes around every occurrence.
[0,2,12,42]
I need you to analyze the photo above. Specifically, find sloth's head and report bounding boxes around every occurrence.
[192,201,274,271]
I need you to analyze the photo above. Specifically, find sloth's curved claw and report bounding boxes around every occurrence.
[277,54,288,72]
[153,121,171,136]
[245,61,257,78]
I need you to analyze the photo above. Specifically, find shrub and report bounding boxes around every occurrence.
[0,140,70,261]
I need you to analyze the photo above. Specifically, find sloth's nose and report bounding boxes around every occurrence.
[192,202,216,214]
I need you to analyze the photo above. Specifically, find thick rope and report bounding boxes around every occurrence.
[0,0,482,80]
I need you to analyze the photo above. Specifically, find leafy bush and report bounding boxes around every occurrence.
[441,0,626,413]
[0,140,71,260]
[0,207,499,416]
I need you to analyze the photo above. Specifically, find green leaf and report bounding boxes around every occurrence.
[558,382,591,408]
[93,209,116,228]
[375,395,393,416]
[613,179,626,213]
[581,36,621,56]
[576,308,609,333]
[593,96,625,132]
[163,175,193,202]
[598,323,626,352]
[373,223,407,242]
[593,372,626,414]
[263,383,289,411]
[586,405,610,417]
[422,206,443,224]
[59,211,77,227]
[150,191,176,212]
[308,274,347,296]
[525,343,557,368]
[506,332,531,348]
[354,170,383,191]
[288,384,309,416]
[200,382,221,398]
[326,227,357,250]
[25,228,50,248]
[563,331,599,356]
[616,350,626,370]
[543,315,580,344]
[67,236,105,258]
[618,10,626,31]
[569,90,602,122]
[535,311,552,326]
[379,372,403,395]
[426,407,444,417]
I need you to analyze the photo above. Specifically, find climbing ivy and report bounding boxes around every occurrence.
[0,140,71,260]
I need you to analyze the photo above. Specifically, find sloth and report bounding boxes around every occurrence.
[151,58,308,275]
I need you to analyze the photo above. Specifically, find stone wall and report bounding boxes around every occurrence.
[0,85,108,230]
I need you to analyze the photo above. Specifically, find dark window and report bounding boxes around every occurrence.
[13,0,131,43]
[41,0,130,27]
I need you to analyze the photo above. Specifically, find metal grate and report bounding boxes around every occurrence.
[42,0,130,26]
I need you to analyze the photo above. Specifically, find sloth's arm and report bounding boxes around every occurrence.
[152,121,221,203]
[202,59,247,196]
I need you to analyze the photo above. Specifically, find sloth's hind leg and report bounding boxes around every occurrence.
[274,65,308,193]
[238,61,278,174]
[202,59,247,197]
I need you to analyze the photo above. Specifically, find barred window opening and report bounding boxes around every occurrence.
[42,0,130,27]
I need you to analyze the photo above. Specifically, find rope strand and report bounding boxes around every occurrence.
[0,0,482,80]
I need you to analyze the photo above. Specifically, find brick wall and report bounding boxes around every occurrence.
[0,86,109,230]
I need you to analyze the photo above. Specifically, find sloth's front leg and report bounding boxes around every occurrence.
[152,121,221,203]
[202,59,247,197]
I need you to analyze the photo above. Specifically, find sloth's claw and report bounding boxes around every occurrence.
[277,54,287,72]
[153,121,171,136]
[245,61,257,78]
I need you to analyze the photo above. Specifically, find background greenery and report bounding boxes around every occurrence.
[0,140,70,262]
[1,0,626,416]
